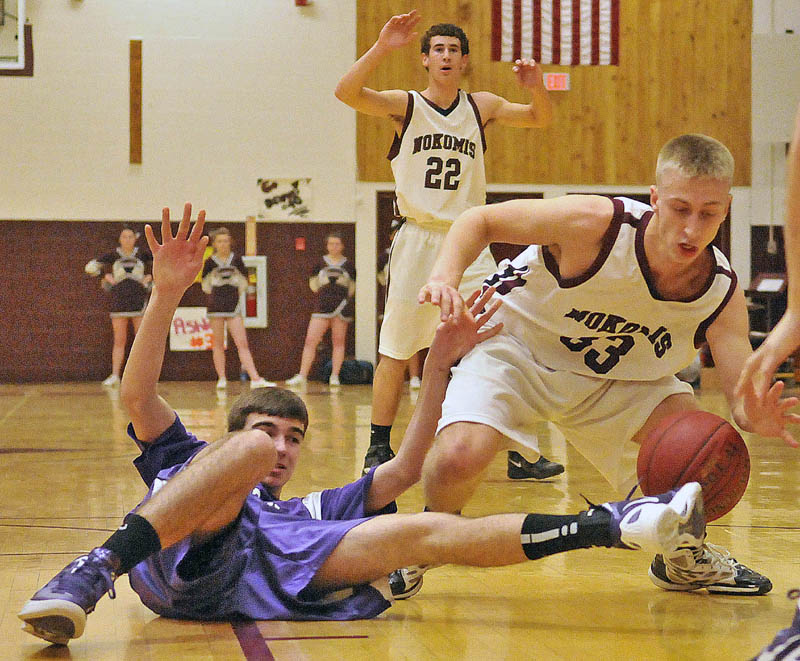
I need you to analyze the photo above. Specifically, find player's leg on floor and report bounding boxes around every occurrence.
[18,429,277,645]
[422,421,507,514]
[308,482,705,593]
[633,393,772,595]
[363,354,407,473]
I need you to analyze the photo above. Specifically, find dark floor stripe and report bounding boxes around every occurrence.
[232,620,275,661]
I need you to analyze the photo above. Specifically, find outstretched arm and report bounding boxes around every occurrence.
[364,288,503,512]
[418,194,614,319]
[120,204,209,442]
[707,285,800,447]
[736,101,800,401]
[473,59,553,128]
[334,10,419,119]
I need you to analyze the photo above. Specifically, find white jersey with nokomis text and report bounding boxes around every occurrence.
[389,90,486,232]
[482,197,737,381]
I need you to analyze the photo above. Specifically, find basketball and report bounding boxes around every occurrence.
[637,410,750,521]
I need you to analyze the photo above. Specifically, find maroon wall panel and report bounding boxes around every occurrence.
[0,221,355,383]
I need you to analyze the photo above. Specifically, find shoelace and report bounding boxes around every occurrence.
[702,542,737,567]
[55,555,117,601]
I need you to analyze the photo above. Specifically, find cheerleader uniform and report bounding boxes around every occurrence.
[310,256,356,321]
[86,247,152,318]
[201,253,248,317]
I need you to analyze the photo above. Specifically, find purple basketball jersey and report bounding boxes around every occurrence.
[127,416,395,621]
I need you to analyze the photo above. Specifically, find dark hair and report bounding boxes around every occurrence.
[227,387,309,432]
[421,23,469,55]
[326,232,344,244]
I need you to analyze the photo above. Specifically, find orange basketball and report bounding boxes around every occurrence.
[636,410,750,521]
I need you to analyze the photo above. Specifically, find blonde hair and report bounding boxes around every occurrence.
[656,134,734,185]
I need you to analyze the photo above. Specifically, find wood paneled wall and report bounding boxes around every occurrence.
[0,221,355,383]
[355,1,751,186]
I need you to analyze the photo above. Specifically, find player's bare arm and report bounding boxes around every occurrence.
[736,102,800,401]
[120,204,209,443]
[472,59,553,128]
[419,195,614,319]
[705,285,800,447]
[364,288,503,513]
[334,10,420,121]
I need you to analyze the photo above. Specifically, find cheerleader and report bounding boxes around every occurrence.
[202,227,274,389]
[286,233,355,387]
[84,226,152,386]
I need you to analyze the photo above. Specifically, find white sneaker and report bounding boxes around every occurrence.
[285,374,306,387]
[216,378,227,389]
[329,375,341,386]
[409,376,421,389]
[601,482,705,554]
[250,378,276,389]
[101,374,120,387]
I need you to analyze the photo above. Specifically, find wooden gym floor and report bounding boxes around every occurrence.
[1,380,799,660]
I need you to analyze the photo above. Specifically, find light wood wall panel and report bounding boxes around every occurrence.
[355,1,751,186]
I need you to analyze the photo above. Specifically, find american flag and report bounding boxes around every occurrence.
[491,0,620,66]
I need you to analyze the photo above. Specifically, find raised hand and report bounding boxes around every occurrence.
[735,376,800,448]
[144,203,209,297]
[418,280,465,321]
[512,58,544,89]
[377,10,422,51]
[735,309,800,402]
[427,287,503,369]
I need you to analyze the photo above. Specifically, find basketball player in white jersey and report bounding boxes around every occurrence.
[335,10,562,482]
[419,133,800,597]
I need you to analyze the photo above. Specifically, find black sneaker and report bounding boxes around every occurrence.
[389,565,428,600]
[507,451,565,480]
[362,444,395,475]
[649,542,772,595]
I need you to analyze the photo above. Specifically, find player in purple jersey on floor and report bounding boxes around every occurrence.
[20,203,707,646]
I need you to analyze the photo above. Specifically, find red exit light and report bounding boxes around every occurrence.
[544,73,570,91]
